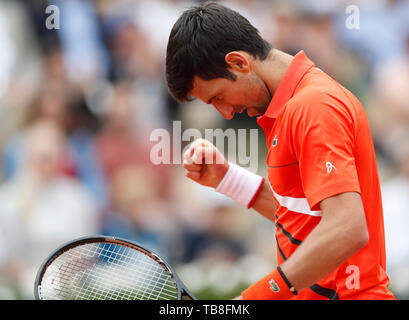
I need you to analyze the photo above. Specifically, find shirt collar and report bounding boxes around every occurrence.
[260,50,315,120]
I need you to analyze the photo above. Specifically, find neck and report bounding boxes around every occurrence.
[254,49,294,97]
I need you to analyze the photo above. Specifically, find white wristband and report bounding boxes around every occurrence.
[215,162,264,208]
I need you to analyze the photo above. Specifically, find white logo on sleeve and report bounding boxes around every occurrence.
[326,162,337,173]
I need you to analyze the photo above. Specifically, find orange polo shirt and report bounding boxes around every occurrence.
[257,51,395,300]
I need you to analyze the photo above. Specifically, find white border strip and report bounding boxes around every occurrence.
[269,183,322,217]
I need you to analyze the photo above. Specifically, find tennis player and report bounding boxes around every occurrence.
[166,2,395,300]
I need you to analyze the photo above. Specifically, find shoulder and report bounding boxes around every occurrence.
[284,72,359,130]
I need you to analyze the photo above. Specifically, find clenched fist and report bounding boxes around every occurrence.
[183,138,229,188]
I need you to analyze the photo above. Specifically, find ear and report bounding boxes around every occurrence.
[225,51,251,73]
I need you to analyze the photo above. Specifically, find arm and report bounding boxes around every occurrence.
[183,138,277,221]
[241,191,369,299]
[248,179,277,222]
[279,191,369,291]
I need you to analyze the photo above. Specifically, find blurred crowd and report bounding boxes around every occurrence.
[0,0,408,299]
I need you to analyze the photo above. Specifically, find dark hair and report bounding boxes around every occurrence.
[166,1,272,103]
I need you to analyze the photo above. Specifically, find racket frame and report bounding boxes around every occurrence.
[34,235,196,300]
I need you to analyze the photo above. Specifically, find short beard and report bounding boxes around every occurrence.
[247,73,272,115]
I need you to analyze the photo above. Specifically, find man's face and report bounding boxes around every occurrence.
[189,71,272,119]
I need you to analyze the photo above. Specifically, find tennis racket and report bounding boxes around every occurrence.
[34,235,196,300]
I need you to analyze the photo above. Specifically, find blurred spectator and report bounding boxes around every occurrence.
[106,20,161,82]
[368,33,409,157]
[333,0,409,68]
[101,8,171,131]
[0,0,43,149]
[2,81,71,181]
[171,176,275,299]
[271,2,369,96]
[179,204,246,264]
[170,173,267,263]
[0,119,98,299]
[220,0,276,42]
[1,79,109,212]
[0,3,17,99]
[50,0,110,88]
[101,165,177,262]
[95,81,171,199]
[133,0,195,58]
[382,129,409,299]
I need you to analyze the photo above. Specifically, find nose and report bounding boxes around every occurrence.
[214,102,234,120]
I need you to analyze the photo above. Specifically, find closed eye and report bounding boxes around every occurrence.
[208,95,222,105]
[207,97,214,105]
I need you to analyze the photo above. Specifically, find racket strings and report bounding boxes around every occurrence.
[81,245,177,300]
[90,246,179,298]
[39,242,179,300]
[42,244,177,300]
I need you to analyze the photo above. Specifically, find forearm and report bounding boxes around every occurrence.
[280,192,368,292]
[183,139,278,221]
[213,162,277,220]
[279,211,366,292]
[249,180,277,222]
[241,192,369,299]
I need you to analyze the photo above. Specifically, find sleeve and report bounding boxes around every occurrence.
[291,96,361,211]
